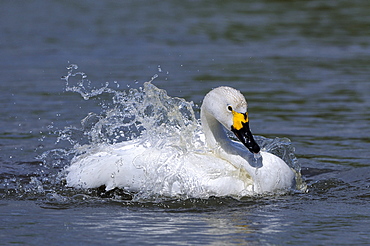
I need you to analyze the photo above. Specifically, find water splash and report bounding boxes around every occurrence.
[59,65,201,149]
[256,136,300,172]
[61,63,111,100]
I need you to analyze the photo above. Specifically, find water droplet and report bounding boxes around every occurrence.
[67,64,78,70]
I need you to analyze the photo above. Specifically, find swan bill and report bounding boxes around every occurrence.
[231,112,260,154]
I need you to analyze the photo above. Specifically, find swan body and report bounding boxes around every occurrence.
[66,86,296,197]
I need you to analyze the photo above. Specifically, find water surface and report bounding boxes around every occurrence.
[1,0,369,245]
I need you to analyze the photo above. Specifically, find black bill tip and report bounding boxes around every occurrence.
[231,122,260,154]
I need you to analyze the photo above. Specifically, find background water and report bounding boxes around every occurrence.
[1,0,370,245]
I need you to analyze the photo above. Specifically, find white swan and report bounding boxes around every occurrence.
[65,86,296,197]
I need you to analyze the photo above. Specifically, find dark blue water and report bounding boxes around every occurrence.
[1,0,370,245]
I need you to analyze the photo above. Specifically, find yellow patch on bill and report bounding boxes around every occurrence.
[232,111,249,130]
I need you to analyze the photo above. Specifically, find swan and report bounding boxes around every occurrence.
[65,85,296,197]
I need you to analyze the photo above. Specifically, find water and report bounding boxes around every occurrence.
[1,0,370,245]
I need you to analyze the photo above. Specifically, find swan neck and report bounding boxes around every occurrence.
[200,108,231,149]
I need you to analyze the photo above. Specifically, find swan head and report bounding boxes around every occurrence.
[201,86,260,154]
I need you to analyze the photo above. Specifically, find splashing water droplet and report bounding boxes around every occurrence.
[254,152,261,160]
[66,64,78,70]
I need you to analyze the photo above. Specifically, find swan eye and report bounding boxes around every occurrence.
[227,105,233,112]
